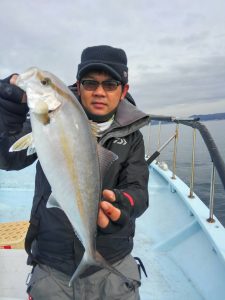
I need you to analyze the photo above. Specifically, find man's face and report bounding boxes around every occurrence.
[77,72,129,116]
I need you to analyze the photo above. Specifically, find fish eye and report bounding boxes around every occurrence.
[41,78,51,86]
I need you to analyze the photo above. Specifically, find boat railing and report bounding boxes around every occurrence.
[145,115,225,223]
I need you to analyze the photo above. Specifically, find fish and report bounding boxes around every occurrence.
[10,67,135,288]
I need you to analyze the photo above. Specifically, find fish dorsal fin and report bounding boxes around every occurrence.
[9,133,33,152]
[97,144,118,179]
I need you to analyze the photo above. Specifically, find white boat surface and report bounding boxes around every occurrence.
[0,116,225,300]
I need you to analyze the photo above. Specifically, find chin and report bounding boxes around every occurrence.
[90,109,108,116]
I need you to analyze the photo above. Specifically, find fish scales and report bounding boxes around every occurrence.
[33,98,99,246]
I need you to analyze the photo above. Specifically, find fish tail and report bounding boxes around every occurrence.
[94,251,138,291]
[69,251,93,287]
[69,250,138,290]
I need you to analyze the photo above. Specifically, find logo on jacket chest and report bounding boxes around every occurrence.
[113,138,127,145]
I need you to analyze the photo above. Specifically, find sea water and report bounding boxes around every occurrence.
[142,119,225,226]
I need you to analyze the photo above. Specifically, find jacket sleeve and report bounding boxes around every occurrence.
[116,131,149,218]
[0,119,37,171]
[0,77,37,170]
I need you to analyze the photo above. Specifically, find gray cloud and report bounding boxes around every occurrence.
[158,31,209,47]
[131,55,225,114]
[0,0,225,116]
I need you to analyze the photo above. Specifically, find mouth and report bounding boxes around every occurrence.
[91,101,107,109]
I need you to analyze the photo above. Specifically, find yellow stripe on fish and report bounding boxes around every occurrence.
[57,115,86,222]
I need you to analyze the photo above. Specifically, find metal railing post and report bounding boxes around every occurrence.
[146,122,151,159]
[156,121,161,164]
[188,128,196,198]
[171,124,179,179]
[207,163,216,223]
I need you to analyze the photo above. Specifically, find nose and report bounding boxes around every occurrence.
[93,83,106,96]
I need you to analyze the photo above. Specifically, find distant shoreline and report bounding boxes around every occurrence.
[190,112,225,122]
[150,112,225,125]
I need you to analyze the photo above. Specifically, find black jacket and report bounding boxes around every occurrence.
[0,80,149,276]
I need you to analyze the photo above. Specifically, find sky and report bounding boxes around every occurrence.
[0,0,225,117]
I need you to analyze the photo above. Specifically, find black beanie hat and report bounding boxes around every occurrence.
[77,45,128,84]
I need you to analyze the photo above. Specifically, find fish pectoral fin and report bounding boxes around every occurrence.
[9,132,33,152]
[97,144,118,178]
[46,194,62,210]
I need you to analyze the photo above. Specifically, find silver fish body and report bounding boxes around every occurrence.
[30,89,99,255]
[17,68,99,253]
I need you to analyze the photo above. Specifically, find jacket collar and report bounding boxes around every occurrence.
[115,99,149,127]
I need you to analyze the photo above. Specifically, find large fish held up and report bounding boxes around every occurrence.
[10,67,135,288]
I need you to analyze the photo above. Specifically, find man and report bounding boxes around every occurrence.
[0,45,149,299]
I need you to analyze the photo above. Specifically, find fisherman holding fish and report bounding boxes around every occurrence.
[0,45,149,299]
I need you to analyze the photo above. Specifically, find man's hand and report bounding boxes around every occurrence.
[98,189,121,228]
[9,74,27,103]
[0,74,28,134]
[9,74,18,85]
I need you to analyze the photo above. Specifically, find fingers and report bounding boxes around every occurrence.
[97,207,109,228]
[98,189,121,229]
[98,202,122,228]
[9,75,27,103]
[101,189,120,221]
[9,74,19,85]
[100,201,121,222]
[102,189,116,202]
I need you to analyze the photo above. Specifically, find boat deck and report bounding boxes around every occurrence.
[1,164,225,299]
[134,164,225,300]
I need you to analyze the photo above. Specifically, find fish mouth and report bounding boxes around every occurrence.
[16,67,38,90]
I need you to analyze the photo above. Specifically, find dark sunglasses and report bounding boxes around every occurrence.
[80,79,121,91]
